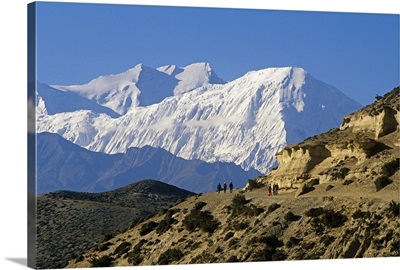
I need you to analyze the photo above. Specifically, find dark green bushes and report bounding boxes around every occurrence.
[386,200,399,218]
[113,241,131,256]
[230,194,264,217]
[156,209,179,235]
[183,209,220,233]
[267,203,281,214]
[374,176,393,191]
[232,194,250,206]
[381,158,399,177]
[331,167,350,180]
[224,231,234,241]
[284,211,301,222]
[194,201,207,210]
[89,255,114,267]
[285,237,302,248]
[139,221,158,236]
[158,248,184,265]
[306,207,347,233]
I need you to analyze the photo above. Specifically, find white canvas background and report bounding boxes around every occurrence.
[0,1,398,270]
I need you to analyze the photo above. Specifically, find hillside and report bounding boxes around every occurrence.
[35,180,195,269]
[65,87,399,268]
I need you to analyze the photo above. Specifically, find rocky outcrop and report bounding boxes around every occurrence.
[340,105,399,139]
[256,87,399,191]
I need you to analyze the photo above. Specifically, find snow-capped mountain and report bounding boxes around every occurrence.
[37,64,362,173]
[52,62,226,115]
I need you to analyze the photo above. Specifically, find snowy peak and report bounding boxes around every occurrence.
[156,62,227,95]
[50,62,226,115]
[37,64,362,174]
[173,62,226,95]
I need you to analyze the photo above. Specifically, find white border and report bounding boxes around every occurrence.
[0,1,398,270]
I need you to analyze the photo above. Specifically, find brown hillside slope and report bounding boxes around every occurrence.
[36,180,195,269]
[66,88,399,268]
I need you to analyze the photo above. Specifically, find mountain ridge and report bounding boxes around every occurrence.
[37,64,362,173]
[36,132,260,194]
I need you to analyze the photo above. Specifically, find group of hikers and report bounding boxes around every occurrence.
[268,183,279,196]
[216,181,234,193]
[216,181,279,196]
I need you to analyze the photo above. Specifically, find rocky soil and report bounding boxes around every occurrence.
[36,180,195,269]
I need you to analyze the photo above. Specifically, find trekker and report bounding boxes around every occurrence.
[275,184,279,195]
[268,184,272,196]
[217,183,221,194]
[229,181,234,193]
[223,182,227,193]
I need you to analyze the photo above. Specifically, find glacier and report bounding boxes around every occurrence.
[36,63,362,174]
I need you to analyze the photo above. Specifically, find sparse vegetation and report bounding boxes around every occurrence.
[156,209,179,235]
[386,200,400,218]
[332,167,350,180]
[326,184,334,191]
[381,158,399,177]
[113,241,131,257]
[285,236,302,248]
[158,248,184,265]
[374,176,393,192]
[230,194,264,217]
[352,209,371,219]
[89,255,114,267]
[284,211,301,222]
[267,203,281,213]
[194,201,207,210]
[139,221,158,236]
[343,179,354,186]
[183,209,220,233]
[224,231,234,241]
[189,250,217,264]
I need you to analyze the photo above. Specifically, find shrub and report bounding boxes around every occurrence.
[113,241,132,256]
[156,212,178,235]
[158,248,184,265]
[352,210,371,219]
[305,207,324,217]
[224,231,234,241]
[228,238,239,248]
[286,237,302,248]
[271,250,287,261]
[183,209,220,233]
[194,201,207,210]
[96,241,112,252]
[320,209,347,228]
[89,255,114,267]
[320,235,335,247]
[139,221,158,236]
[284,211,301,222]
[233,221,249,231]
[386,200,400,218]
[332,167,350,179]
[374,176,393,191]
[227,255,239,262]
[343,179,354,186]
[127,252,143,265]
[232,194,249,206]
[230,195,264,217]
[189,251,217,264]
[267,203,281,214]
[325,185,334,191]
[381,159,399,177]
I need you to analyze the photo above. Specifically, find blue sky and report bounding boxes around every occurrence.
[36,2,399,105]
